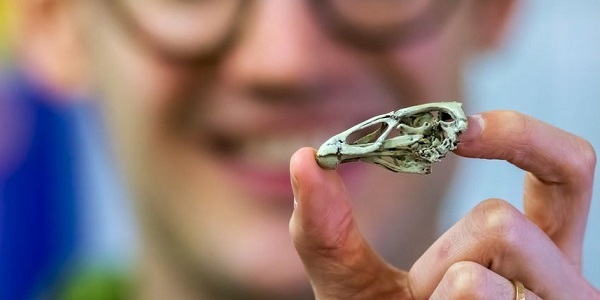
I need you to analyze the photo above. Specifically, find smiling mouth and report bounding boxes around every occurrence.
[188,96,389,199]
[207,130,329,171]
[198,130,325,201]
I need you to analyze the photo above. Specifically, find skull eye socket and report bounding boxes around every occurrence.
[440,111,454,122]
[347,122,389,144]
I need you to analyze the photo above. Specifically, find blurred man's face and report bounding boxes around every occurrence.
[77,0,480,297]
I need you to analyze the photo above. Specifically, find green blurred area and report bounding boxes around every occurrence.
[54,267,131,300]
[0,0,16,60]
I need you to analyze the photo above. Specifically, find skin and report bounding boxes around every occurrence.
[15,0,88,95]
[290,112,599,299]
[68,0,599,299]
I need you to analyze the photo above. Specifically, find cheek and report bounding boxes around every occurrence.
[90,13,197,132]
[382,11,471,101]
[89,22,208,192]
[101,50,182,124]
[350,155,458,266]
[389,41,462,101]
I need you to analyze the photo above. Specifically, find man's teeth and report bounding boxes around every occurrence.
[236,134,327,167]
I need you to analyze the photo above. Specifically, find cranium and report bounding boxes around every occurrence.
[316,102,467,174]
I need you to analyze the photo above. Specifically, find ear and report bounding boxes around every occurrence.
[468,0,519,52]
[17,0,88,94]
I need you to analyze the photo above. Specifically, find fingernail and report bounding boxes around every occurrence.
[291,173,300,209]
[461,115,484,143]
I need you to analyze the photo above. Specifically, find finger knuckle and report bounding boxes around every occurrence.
[470,199,523,243]
[572,137,597,179]
[492,111,535,164]
[442,262,488,299]
[498,110,532,137]
[290,209,355,257]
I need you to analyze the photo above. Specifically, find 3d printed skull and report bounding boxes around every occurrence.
[316,102,467,174]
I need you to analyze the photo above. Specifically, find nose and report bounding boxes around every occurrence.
[220,0,330,101]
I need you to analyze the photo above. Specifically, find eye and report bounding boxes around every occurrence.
[119,0,244,57]
[310,0,463,50]
[440,111,454,122]
[326,0,430,31]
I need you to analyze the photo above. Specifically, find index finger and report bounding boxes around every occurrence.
[289,148,409,299]
[455,110,597,268]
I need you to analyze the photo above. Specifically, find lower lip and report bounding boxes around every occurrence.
[219,157,295,202]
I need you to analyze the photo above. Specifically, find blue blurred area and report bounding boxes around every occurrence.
[0,69,79,299]
[0,66,134,299]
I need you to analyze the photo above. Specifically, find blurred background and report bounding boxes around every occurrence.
[0,0,598,299]
[443,0,600,287]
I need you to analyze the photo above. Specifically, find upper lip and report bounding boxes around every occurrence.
[201,99,386,136]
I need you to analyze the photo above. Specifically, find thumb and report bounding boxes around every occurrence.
[289,147,408,300]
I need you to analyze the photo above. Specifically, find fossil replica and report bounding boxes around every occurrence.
[316,102,467,174]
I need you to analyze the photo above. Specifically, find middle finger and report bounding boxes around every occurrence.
[456,111,596,266]
[407,198,592,299]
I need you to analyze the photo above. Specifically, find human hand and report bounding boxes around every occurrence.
[289,111,599,299]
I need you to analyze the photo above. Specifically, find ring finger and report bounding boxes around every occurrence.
[430,261,541,300]
[407,199,596,299]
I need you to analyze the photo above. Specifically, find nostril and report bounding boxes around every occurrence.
[249,85,320,105]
